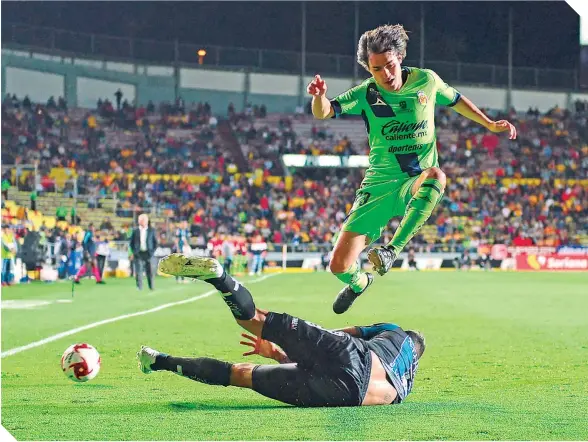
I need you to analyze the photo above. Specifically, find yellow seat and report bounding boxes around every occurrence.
[4,200,17,211]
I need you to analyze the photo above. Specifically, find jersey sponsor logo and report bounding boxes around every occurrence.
[417,91,428,106]
[381,119,428,135]
[385,132,426,141]
[394,100,413,114]
[373,97,388,106]
[381,119,429,140]
[388,143,426,153]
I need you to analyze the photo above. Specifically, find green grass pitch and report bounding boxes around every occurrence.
[1,271,587,440]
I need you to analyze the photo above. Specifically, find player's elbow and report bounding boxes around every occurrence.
[422,167,447,189]
[312,110,330,120]
[311,99,333,120]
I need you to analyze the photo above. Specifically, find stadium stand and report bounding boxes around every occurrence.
[1,93,587,281]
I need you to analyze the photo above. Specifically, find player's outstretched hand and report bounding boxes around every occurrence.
[239,333,276,359]
[488,120,517,139]
[307,74,327,96]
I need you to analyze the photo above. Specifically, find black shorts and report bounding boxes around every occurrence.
[252,312,372,407]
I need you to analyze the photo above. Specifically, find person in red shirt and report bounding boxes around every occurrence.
[207,235,223,258]
[260,195,270,216]
[481,133,499,158]
[272,230,283,244]
[512,231,534,247]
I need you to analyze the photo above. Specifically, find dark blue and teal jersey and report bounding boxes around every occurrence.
[357,323,419,403]
[175,228,190,249]
[82,230,96,256]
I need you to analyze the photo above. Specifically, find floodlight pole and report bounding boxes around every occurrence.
[300,1,307,107]
[174,39,180,102]
[506,6,513,111]
[420,3,425,68]
[353,1,359,84]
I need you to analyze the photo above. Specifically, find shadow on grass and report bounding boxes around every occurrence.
[169,401,290,411]
[169,400,508,413]
[73,384,115,389]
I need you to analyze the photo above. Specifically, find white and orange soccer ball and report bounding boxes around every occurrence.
[61,343,101,382]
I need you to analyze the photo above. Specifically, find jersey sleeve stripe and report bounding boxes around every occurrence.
[422,183,442,194]
[330,100,342,118]
[447,92,461,107]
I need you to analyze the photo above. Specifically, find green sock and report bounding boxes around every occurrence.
[387,178,444,255]
[333,263,369,294]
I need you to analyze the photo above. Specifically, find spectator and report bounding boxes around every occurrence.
[115,89,123,111]
[2,177,11,201]
[2,225,17,286]
[100,217,114,231]
[129,214,157,291]
[56,206,68,222]
[70,206,79,226]
[30,190,37,211]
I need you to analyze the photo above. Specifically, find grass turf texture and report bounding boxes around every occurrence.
[1,272,587,440]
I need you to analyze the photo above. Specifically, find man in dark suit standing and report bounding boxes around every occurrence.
[130,214,157,291]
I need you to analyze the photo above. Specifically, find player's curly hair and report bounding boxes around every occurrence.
[357,24,409,71]
[405,330,426,359]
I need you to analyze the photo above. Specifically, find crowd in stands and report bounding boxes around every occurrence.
[2,94,586,254]
[435,104,588,180]
[232,111,363,164]
[257,102,587,181]
[426,178,586,250]
[1,93,237,185]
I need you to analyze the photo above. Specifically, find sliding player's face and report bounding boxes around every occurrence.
[368,51,403,92]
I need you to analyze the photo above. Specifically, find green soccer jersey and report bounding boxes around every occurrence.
[331,67,460,184]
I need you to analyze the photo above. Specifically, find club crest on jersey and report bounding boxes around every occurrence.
[417,91,428,106]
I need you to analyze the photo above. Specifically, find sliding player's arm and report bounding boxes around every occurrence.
[429,69,517,140]
[239,333,292,364]
[333,323,400,339]
[331,326,363,337]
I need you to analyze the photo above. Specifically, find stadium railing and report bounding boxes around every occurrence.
[18,241,588,281]
[2,22,580,90]
[40,241,481,265]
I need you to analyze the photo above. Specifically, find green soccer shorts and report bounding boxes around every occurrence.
[340,176,420,244]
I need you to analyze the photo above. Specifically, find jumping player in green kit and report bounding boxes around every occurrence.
[308,24,517,314]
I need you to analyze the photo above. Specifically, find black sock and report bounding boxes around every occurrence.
[206,271,255,320]
[151,355,232,386]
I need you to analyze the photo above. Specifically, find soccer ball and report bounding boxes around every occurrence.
[61,343,101,382]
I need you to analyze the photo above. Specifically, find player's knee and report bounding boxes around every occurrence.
[230,363,255,388]
[423,167,446,188]
[329,256,352,274]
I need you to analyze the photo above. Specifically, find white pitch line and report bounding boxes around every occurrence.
[0,283,190,308]
[1,273,280,358]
